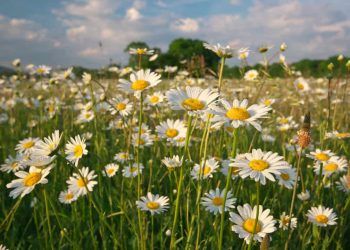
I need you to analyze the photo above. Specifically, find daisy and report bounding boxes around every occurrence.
[307,149,335,163]
[103,163,119,177]
[77,110,95,123]
[32,130,62,156]
[166,86,219,115]
[156,119,187,143]
[233,149,290,185]
[12,58,21,67]
[59,189,77,204]
[23,155,56,169]
[229,204,276,243]
[325,131,350,140]
[129,47,154,55]
[211,99,271,131]
[276,116,297,132]
[132,133,154,148]
[280,42,287,51]
[66,167,97,197]
[162,155,183,170]
[136,192,169,215]
[294,77,310,92]
[191,157,219,180]
[221,158,240,180]
[306,206,337,227]
[276,167,296,189]
[244,70,259,81]
[336,175,350,193]
[146,91,165,106]
[1,154,26,173]
[108,96,132,117]
[313,156,348,176]
[133,123,151,135]
[201,188,236,215]
[114,152,133,163]
[34,65,51,75]
[259,98,276,107]
[0,244,8,250]
[6,166,52,199]
[119,69,161,93]
[65,135,88,166]
[15,137,40,154]
[203,43,235,58]
[278,212,297,230]
[122,163,144,178]
[238,47,250,60]
[82,72,91,84]
[297,189,310,201]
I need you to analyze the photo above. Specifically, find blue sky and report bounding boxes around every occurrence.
[0,0,349,68]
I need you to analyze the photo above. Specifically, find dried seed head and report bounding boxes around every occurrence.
[297,112,311,148]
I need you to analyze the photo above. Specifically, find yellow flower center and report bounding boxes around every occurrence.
[281,216,290,225]
[337,133,350,138]
[36,68,45,74]
[202,166,212,175]
[150,96,159,103]
[297,83,304,90]
[48,104,55,113]
[77,177,88,188]
[182,98,205,111]
[212,197,223,206]
[324,163,338,172]
[264,100,272,106]
[131,80,149,91]
[315,153,330,161]
[130,167,138,173]
[280,173,290,181]
[23,141,35,149]
[166,129,179,138]
[243,218,261,233]
[226,108,250,121]
[116,103,126,110]
[85,113,92,119]
[107,168,115,175]
[11,162,19,169]
[315,214,328,224]
[120,153,128,159]
[279,118,289,124]
[65,193,74,200]
[23,172,42,186]
[74,145,83,158]
[146,201,160,210]
[248,72,256,79]
[249,160,269,171]
[136,48,146,55]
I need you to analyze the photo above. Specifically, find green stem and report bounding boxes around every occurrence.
[247,182,260,250]
[218,57,226,93]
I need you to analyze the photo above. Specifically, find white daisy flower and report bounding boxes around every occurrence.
[156,119,187,143]
[32,130,62,156]
[65,135,88,166]
[203,43,235,58]
[233,149,290,185]
[77,110,95,123]
[166,86,219,115]
[294,77,310,92]
[325,131,350,140]
[244,70,259,81]
[201,188,236,215]
[278,212,297,230]
[229,204,277,243]
[161,155,183,170]
[82,72,91,84]
[238,47,250,60]
[129,47,154,55]
[132,133,154,148]
[0,244,9,250]
[15,137,40,154]
[6,166,52,199]
[336,175,350,193]
[306,205,337,227]
[136,192,169,215]
[259,98,276,107]
[66,167,97,197]
[34,65,51,75]
[108,96,133,117]
[122,163,144,178]
[307,149,335,163]
[114,152,133,163]
[59,189,77,204]
[23,155,56,169]
[191,157,219,180]
[276,167,296,189]
[146,91,165,106]
[313,156,348,176]
[297,189,310,201]
[211,99,271,131]
[103,163,119,177]
[119,69,161,93]
[1,154,26,173]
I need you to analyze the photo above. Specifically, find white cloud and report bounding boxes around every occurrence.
[171,18,199,33]
[126,7,142,21]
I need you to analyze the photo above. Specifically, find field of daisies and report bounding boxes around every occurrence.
[0,43,350,250]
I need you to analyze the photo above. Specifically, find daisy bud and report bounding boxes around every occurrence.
[280,42,287,52]
[337,54,344,61]
[166,229,171,236]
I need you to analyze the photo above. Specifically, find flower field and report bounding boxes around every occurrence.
[0,45,349,250]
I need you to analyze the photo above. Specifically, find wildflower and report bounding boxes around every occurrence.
[119,69,161,93]
[114,152,133,163]
[313,156,348,176]
[161,155,183,170]
[15,137,40,154]
[65,135,88,166]
[31,130,62,157]
[276,167,296,189]
[229,204,276,243]
[203,43,235,58]
[294,77,310,92]
[122,163,144,178]
[1,154,26,173]
[221,158,240,180]
[146,91,165,106]
[307,149,334,163]
[336,175,350,193]
[108,96,132,117]
[238,47,250,60]
[278,212,297,230]
[59,190,77,204]
[67,167,97,197]
[297,190,310,201]
[82,72,92,84]
[131,133,154,148]
[6,166,52,199]
[191,158,219,180]
[233,149,290,185]
[306,206,337,227]
[156,119,187,143]
[280,42,287,52]
[244,70,259,81]
[201,188,236,215]
[103,163,119,177]
[129,47,154,55]
[136,192,169,215]
[34,65,51,75]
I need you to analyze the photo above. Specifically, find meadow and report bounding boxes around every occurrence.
[0,44,349,250]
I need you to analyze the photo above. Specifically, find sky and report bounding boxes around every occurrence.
[0,0,349,68]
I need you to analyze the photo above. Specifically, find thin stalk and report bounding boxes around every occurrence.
[218,57,226,93]
[247,182,260,250]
